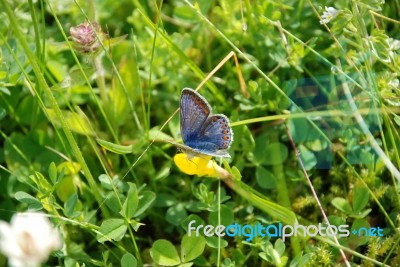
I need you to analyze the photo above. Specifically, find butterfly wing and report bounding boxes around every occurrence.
[194,114,233,157]
[180,88,211,144]
[180,88,232,158]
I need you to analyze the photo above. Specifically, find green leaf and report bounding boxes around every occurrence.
[48,162,57,184]
[265,142,288,165]
[352,186,369,213]
[4,132,50,172]
[65,193,80,218]
[253,132,269,164]
[166,203,188,226]
[197,0,212,14]
[105,192,122,213]
[59,67,95,88]
[290,253,313,267]
[208,205,234,226]
[174,5,199,23]
[154,193,178,208]
[263,242,281,265]
[134,191,156,217]
[154,164,172,181]
[231,166,242,180]
[98,174,113,190]
[97,139,134,154]
[46,108,95,136]
[298,145,317,170]
[121,253,137,267]
[129,219,144,232]
[331,9,353,34]
[181,234,206,263]
[32,172,52,192]
[150,239,181,266]
[304,138,329,152]
[350,209,372,219]
[14,97,45,126]
[205,236,228,249]
[256,166,276,189]
[0,108,6,121]
[55,175,77,202]
[14,191,42,210]
[358,0,384,11]
[349,219,371,247]
[106,34,128,48]
[332,197,352,213]
[148,128,175,142]
[289,118,310,143]
[274,239,285,256]
[66,242,92,263]
[228,180,297,226]
[121,183,139,220]
[97,218,127,243]
[181,215,205,232]
[394,114,400,127]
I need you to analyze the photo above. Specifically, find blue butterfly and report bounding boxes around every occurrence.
[175,88,233,158]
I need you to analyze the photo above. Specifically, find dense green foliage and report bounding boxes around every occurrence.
[0,0,400,266]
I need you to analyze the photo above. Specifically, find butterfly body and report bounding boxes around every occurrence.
[179,88,233,158]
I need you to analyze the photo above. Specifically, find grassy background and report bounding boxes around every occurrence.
[0,0,400,266]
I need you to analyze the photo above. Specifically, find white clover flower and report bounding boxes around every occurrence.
[320,6,340,24]
[386,38,400,61]
[387,38,400,51]
[388,78,399,88]
[0,212,62,267]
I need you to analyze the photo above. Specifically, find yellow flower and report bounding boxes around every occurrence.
[173,153,230,179]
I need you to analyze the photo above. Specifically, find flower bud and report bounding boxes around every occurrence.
[69,20,107,55]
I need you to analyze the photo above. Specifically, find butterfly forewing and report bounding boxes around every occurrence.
[180,88,211,143]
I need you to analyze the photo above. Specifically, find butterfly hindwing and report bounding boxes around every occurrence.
[196,114,233,151]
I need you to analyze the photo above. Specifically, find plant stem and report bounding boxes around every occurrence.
[285,124,351,267]
[270,132,301,256]
[0,0,109,217]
